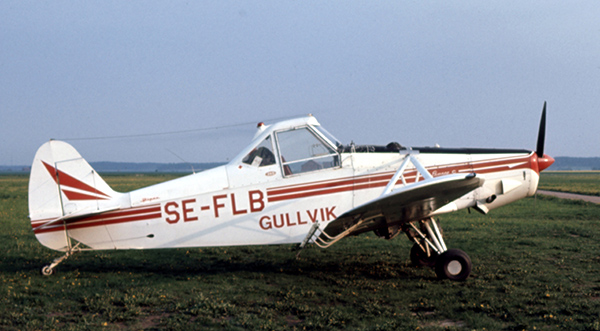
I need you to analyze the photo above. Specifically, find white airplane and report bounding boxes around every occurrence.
[29,103,554,281]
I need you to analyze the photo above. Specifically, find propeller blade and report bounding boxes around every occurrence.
[536,102,547,157]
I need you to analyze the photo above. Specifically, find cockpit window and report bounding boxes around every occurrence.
[242,136,276,167]
[315,126,342,148]
[276,127,339,175]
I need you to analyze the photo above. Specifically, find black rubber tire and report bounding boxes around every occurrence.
[410,244,438,267]
[435,249,471,281]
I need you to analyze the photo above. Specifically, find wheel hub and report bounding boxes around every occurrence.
[447,260,462,275]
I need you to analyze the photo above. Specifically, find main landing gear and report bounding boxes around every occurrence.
[404,217,472,281]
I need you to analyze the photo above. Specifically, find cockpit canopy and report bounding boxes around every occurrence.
[237,116,341,176]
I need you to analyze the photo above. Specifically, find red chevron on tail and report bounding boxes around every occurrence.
[41,161,111,201]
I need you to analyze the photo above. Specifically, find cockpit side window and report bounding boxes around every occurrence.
[276,127,339,176]
[242,136,276,167]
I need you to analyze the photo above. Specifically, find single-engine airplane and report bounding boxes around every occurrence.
[29,103,554,281]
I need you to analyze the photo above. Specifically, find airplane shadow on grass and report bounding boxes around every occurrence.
[4,245,435,281]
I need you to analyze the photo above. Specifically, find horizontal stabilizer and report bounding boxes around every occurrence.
[32,206,120,233]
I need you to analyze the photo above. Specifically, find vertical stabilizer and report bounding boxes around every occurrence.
[28,140,123,250]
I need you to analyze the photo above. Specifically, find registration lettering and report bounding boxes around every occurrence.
[161,189,336,230]
[161,190,265,224]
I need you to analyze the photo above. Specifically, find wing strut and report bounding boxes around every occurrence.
[380,151,433,197]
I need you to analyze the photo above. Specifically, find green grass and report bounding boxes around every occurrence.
[1,173,600,330]
[538,171,600,196]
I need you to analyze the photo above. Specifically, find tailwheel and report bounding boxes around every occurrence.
[40,242,82,276]
[41,265,55,276]
[435,249,472,281]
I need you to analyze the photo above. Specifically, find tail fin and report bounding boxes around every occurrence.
[29,140,122,250]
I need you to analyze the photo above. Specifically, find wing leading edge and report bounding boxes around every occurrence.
[315,173,484,247]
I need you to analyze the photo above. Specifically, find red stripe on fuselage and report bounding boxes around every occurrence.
[266,172,395,202]
[32,205,161,234]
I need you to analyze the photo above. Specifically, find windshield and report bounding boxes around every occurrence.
[314,125,342,148]
[276,127,339,175]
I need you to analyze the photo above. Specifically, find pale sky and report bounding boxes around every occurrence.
[2,1,599,165]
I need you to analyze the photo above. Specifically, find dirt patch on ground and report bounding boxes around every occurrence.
[537,190,600,204]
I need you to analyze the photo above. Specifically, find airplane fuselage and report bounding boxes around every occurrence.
[32,147,552,251]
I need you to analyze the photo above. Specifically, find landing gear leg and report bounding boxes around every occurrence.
[41,242,81,276]
[404,217,472,281]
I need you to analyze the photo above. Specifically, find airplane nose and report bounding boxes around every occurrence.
[537,154,555,172]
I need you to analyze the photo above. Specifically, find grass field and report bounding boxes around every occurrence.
[1,173,600,330]
[538,171,600,196]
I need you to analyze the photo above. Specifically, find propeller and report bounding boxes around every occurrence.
[536,102,547,158]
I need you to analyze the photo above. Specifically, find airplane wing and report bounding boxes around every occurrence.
[314,173,484,247]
